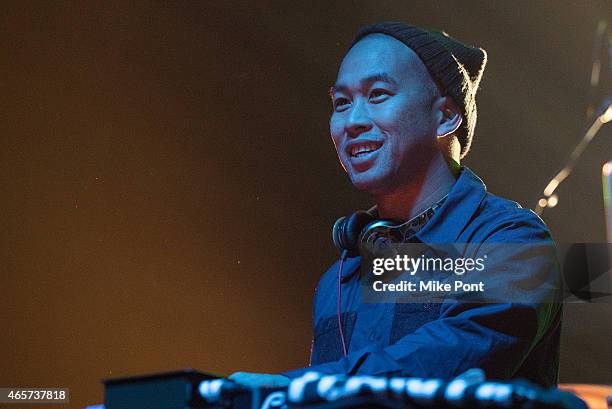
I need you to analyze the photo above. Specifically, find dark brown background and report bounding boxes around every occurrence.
[1,1,611,408]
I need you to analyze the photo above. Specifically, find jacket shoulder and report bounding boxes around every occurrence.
[466,192,552,243]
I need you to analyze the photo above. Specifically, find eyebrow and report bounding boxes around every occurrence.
[328,73,398,97]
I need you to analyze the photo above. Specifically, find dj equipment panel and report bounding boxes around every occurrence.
[100,369,591,409]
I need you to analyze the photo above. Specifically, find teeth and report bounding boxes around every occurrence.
[351,143,380,157]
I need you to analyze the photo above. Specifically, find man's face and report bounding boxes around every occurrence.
[329,34,442,195]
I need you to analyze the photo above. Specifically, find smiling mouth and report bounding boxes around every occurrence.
[349,142,383,158]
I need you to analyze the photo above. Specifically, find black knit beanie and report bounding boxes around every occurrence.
[351,22,487,159]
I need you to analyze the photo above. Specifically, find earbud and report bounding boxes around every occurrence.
[437,104,463,138]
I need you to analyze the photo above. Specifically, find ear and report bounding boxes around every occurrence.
[436,96,462,138]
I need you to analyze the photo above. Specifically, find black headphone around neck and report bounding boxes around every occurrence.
[332,195,448,258]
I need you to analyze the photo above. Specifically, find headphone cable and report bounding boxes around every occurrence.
[337,249,349,356]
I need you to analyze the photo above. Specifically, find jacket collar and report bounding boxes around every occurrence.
[414,166,487,243]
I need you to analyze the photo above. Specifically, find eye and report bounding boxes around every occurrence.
[369,89,390,102]
[333,97,351,111]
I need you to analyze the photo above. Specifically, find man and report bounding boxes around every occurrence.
[230,22,561,388]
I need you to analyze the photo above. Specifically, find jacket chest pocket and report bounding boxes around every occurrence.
[311,312,357,365]
[389,303,442,344]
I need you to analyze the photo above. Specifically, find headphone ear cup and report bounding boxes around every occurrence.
[332,216,348,253]
[332,211,375,257]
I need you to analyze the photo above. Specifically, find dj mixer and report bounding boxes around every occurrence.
[96,369,591,409]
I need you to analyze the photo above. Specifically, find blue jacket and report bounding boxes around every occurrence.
[283,168,562,387]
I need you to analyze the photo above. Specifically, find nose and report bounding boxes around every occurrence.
[345,99,373,137]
